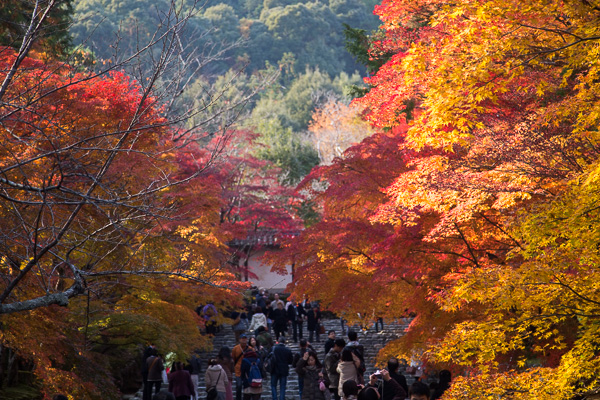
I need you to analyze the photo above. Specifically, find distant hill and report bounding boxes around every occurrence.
[71,0,380,78]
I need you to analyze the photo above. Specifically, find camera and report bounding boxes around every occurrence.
[373,370,383,378]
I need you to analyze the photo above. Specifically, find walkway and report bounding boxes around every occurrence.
[130,318,413,400]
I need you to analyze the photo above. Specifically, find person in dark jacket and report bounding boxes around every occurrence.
[296,301,306,340]
[186,353,202,400]
[203,304,219,335]
[430,370,451,400]
[169,361,196,400]
[256,288,268,311]
[357,386,378,400]
[324,339,345,400]
[295,350,326,400]
[408,381,430,400]
[217,346,235,400]
[271,337,294,400]
[386,358,408,396]
[142,344,156,400]
[324,331,336,359]
[153,390,176,400]
[286,301,298,343]
[358,386,380,400]
[145,349,164,400]
[256,326,274,351]
[231,310,250,343]
[293,339,317,399]
[342,380,359,400]
[365,369,406,400]
[270,302,289,340]
[306,306,322,343]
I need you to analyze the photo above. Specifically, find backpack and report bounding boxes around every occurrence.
[245,358,263,388]
[292,351,301,368]
[264,351,276,374]
[257,332,273,350]
[257,346,270,365]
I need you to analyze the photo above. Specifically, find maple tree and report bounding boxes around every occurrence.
[204,129,303,283]
[215,131,301,230]
[267,127,434,322]
[360,0,600,394]
[0,0,274,313]
[0,48,210,314]
[0,42,296,400]
[0,47,240,397]
[278,0,600,398]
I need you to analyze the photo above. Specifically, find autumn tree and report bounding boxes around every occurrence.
[354,0,600,398]
[0,0,258,314]
[308,97,374,164]
[267,127,437,325]
[0,0,264,397]
[0,49,230,397]
[281,0,600,398]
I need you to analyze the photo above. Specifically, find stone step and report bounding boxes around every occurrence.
[130,318,411,400]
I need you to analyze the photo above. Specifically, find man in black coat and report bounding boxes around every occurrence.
[295,301,306,341]
[367,369,407,400]
[306,305,322,342]
[141,344,155,400]
[270,302,289,340]
[324,330,336,357]
[387,358,408,397]
[286,301,298,342]
[256,288,267,310]
[271,337,293,400]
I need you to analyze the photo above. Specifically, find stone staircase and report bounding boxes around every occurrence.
[129,318,413,400]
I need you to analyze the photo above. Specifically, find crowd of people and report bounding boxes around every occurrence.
[225,329,450,400]
[198,289,324,343]
[232,289,325,343]
[140,290,452,400]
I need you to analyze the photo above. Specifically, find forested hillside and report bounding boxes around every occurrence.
[72,0,378,76]
[71,0,380,184]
